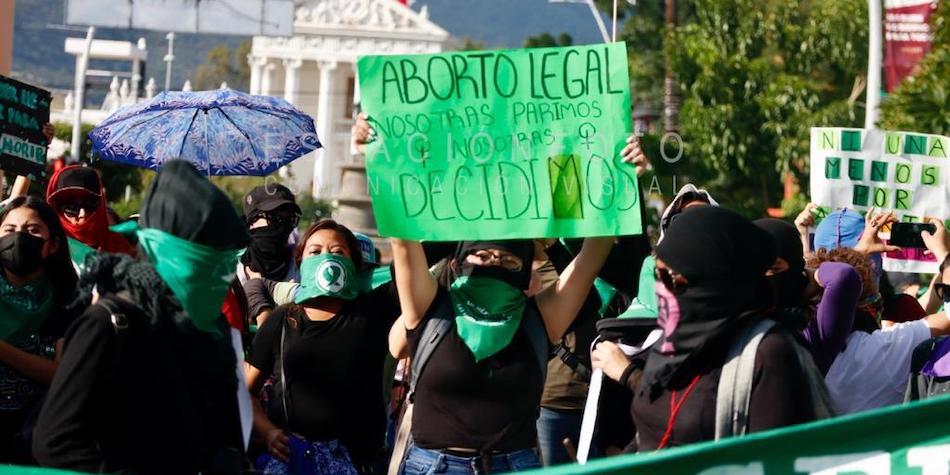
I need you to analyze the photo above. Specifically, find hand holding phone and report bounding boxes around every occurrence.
[890,222,937,248]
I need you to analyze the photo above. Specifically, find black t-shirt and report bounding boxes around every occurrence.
[247,284,399,463]
[407,290,545,452]
[631,329,816,451]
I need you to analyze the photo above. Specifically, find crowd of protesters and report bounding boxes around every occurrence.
[0,114,948,475]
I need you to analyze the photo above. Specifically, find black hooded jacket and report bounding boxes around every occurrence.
[32,161,250,473]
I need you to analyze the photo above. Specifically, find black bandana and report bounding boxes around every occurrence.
[241,225,293,280]
[452,240,535,290]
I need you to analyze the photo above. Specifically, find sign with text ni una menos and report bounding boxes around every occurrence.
[0,75,51,180]
[809,127,950,273]
[357,43,641,241]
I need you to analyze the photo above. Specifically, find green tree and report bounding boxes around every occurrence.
[523,32,573,48]
[880,2,950,135]
[664,0,867,215]
[193,41,252,91]
[459,37,486,51]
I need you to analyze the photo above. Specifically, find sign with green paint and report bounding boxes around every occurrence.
[0,75,51,180]
[810,127,950,273]
[357,43,640,241]
[531,394,950,475]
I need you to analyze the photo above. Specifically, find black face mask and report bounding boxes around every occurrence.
[0,232,47,277]
[241,225,293,280]
[767,269,809,309]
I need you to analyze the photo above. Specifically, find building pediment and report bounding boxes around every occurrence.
[294,0,450,41]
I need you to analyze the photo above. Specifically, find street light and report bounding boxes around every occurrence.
[549,0,611,43]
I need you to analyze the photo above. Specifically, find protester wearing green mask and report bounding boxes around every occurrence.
[388,235,613,474]
[0,197,77,464]
[245,218,400,475]
[33,160,250,473]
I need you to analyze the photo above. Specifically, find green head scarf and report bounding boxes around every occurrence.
[619,256,658,319]
[450,275,527,362]
[295,253,359,303]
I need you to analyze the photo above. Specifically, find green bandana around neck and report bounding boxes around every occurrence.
[0,273,53,342]
[449,275,527,362]
[67,237,96,274]
[295,253,359,303]
[136,228,239,334]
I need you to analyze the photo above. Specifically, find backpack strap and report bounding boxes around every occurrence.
[523,302,550,382]
[409,299,455,400]
[715,319,775,441]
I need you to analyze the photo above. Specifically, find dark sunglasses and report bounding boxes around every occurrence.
[60,198,99,218]
[262,212,299,229]
[655,266,688,295]
[935,283,950,303]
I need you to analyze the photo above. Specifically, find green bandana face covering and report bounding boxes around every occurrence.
[136,228,239,334]
[449,275,527,362]
[295,253,359,303]
[0,274,53,342]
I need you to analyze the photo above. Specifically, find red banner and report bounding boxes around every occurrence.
[884,0,939,91]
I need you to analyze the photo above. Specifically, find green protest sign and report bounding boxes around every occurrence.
[357,43,640,241]
[532,394,950,474]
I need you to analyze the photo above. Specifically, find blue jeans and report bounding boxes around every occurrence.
[536,407,588,466]
[400,445,541,474]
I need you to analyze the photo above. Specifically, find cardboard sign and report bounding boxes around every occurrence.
[809,127,950,272]
[0,76,51,180]
[357,43,641,241]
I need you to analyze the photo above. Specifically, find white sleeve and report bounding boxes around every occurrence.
[871,320,931,395]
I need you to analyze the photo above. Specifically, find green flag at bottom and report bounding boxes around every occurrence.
[530,394,950,474]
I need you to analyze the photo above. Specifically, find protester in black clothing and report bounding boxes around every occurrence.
[240,184,302,287]
[0,197,77,464]
[245,218,400,475]
[592,207,828,451]
[32,160,250,473]
[754,218,817,331]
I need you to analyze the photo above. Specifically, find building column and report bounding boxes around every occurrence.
[283,58,303,105]
[313,60,338,198]
[260,62,276,97]
[248,55,267,95]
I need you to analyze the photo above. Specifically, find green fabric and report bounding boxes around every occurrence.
[357,43,641,241]
[531,393,950,474]
[0,273,52,342]
[295,254,359,303]
[109,220,139,235]
[136,228,239,334]
[359,266,392,293]
[67,237,95,273]
[592,277,617,317]
[449,275,526,362]
[618,256,657,319]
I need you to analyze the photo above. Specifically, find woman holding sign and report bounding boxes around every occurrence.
[353,110,618,472]
[245,218,400,475]
[0,197,77,464]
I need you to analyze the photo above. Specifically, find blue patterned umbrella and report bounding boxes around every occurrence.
[89,89,320,176]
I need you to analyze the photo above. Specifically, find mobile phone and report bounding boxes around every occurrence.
[889,222,937,248]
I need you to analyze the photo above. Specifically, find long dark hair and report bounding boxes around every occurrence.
[0,196,78,309]
[294,218,363,269]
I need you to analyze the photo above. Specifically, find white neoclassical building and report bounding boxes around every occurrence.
[248,0,451,200]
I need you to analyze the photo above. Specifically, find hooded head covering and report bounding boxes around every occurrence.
[641,206,776,392]
[453,240,535,290]
[46,165,135,255]
[755,218,808,309]
[659,184,719,243]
